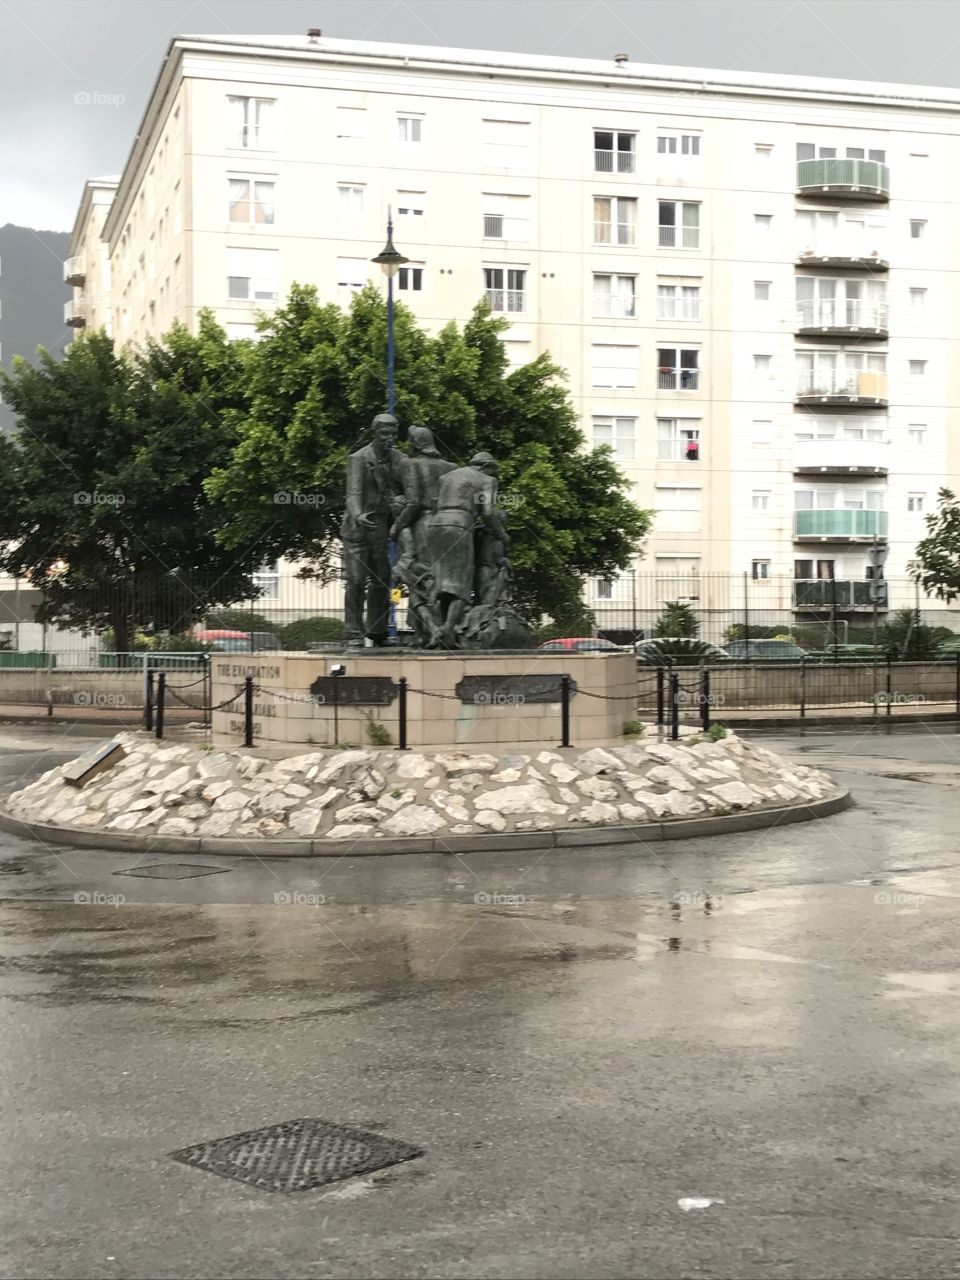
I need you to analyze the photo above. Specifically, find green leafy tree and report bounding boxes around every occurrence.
[881,608,952,660]
[654,601,700,638]
[206,285,652,622]
[912,488,960,602]
[0,318,266,653]
[278,615,346,649]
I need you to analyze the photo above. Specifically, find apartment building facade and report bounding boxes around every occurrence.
[64,35,960,626]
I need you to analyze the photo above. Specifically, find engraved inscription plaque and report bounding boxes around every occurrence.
[455,674,575,705]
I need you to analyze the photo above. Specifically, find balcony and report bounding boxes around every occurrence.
[796,158,890,201]
[793,579,888,610]
[794,509,888,541]
[593,295,637,318]
[658,226,700,249]
[796,244,888,272]
[485,288,526,314]
[795,371,887,407]
[795,299,888,338]
[658,368,700,391]
[63,299,86,327]
[63,255,85,285]
[794,437,889,477]
[594,148,635,173]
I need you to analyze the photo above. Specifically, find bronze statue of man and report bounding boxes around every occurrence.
[389,426,454,647]
[341,413,404,647]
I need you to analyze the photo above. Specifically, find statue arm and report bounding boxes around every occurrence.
[345,452,365,524]
[389,458,421,540]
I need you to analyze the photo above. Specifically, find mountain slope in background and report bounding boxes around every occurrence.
[0,224,71,432]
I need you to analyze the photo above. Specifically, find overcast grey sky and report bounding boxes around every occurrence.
[2,0,960,231]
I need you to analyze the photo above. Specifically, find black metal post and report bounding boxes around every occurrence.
[202,653,211,731]
[144,669,154,732]
[155,671,165,741]
[559,674,572,749]
[700,668,710,733]
[885,656,892,720]
[332,670,341,747]
[743,570,750,650]
[243,675,254,747]
[954,652,959,718]
[656,665,665,727]
[799,658,806,721]
[398,676,408,750]
[670,671,680,741]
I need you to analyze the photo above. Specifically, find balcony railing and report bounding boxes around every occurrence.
[594,221,635,246]
[658,226,700,249]
[796,157,890,200]
[795,300,888,332]
[795,371,888,404]
[594,149,635,173]
[658,368,700,391]
[485,288,526,314]
[794,509,888,540]
[63,299,86,327]
[793,579,888,609]
[63,255,85,285]
[594,295,636,318]
[794,437,889,475]
[796,243,888,270]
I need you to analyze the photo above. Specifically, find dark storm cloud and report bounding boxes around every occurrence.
[2,0,959,230]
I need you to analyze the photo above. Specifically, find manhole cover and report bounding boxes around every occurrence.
[114,863,229,880]
[170,1118,424,1193]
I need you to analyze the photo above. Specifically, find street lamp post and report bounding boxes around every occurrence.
[371,210,409,414]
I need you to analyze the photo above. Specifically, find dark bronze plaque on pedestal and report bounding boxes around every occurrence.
[455,674,575,705]
[309,676,399,706]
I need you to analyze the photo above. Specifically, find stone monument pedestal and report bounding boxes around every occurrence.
[210,650,636,755]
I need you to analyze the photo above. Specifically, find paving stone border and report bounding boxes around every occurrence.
[1,726,848,856]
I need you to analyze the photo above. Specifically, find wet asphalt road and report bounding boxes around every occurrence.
[2,724,960,1279]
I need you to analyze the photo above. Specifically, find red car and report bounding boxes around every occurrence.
[538,637,627,653]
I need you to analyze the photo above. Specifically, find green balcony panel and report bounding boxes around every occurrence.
[796,157,890,198]
[794,509,888,539]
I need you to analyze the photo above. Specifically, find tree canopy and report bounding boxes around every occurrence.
[912,487,960,603]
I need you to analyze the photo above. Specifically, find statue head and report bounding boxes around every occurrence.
[371,413,398,455]
[469,451,498,477]
[408,425,441,458]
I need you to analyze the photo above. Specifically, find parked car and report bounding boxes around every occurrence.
[722,639,812,662]
[195,628,281,653]
[538,637,629,653]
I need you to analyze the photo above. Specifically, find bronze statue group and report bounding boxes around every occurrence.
[340,414,530,650]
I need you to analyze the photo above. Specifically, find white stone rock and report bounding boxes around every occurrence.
[575,747,625,775]
[272,753,326,774]
[450,824,478,834]
[347,768,386,801]
[516,817,554,830]
[710,781,759,809]
[214,789,252,811]
[153,746,192,765]
[473,783,566,816]
[380,805,447,837]
[773,783,800,802]
[302,786,344,812]
[490,768,522,784]
[107,812,142,831]
[377,788,416,812]
[576,776,619,801]
[314,750,376,784]
[618,803,648,822]
[256,791,301,816]
[283,783,311,799]
[395,754,434,780]
[201,780,234,802]
[448,773,488,793]
[424,777,440,790]
[436,752,498,776]
[558,787,578,806]
[549,761,579,785]
[157,817,196,837]
[327,823,378,839]
[197,753,235,779]
[573,801,619,824]
[178,803,209,820]
[474,810,506,832]
[198,812,238,838]
[628,790,673,818]
[430,790,470,822]
[57,807,86,824]
[73,811,105,828]
[646,766,694,792]
[333,803,380,824]
[663,790,706,816]
[257,818,286,837]
[105,787,140,813]
[537,751,562,765]
[288,809,322,836]
[612,746,649,768]
[236,756,266,778]
[136,808,166,828]
[153,765,194,794]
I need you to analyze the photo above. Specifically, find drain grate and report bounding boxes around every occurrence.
[114,862,229,880]
[170,1118,424,1193]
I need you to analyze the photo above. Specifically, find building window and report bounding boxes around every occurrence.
[753,354,772,375]
[754,143,773,160]
[501,338,531,370]
[592,415,636,460]
[752,490,771,511]
[226,247,279,300]
[655,485,702,533]
[226,322,258,341]
[338,185,364,216]
[397,192,425,219]
[482,119,531,168]
[336,256,368,297]
[398,115,422,143]
[397,265,424,291]
[658,132,700,155]
[754,213,773,232]
[252,561,280,599]
[908,493,925,513]
[656,417,700,461]
[594,196,637,245]
[657,283,701,320]
[910,219,926,239]
[908,424,926,445]
[909,287,927,309]
[227,96,275,149]
[484,266,526,313]
[336,107,366,138]
[752,559,771,580]
[593,273,636,318]
[595,578,614,599]
[658,201,700,248]
[752,419,772,446]
[909,359,927,375]
[658,347,700,391]
[591,343,638,389]
[482,194,530,241]
[228,177,275,226]
[754,280,771,301]
[594,130,635,172]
